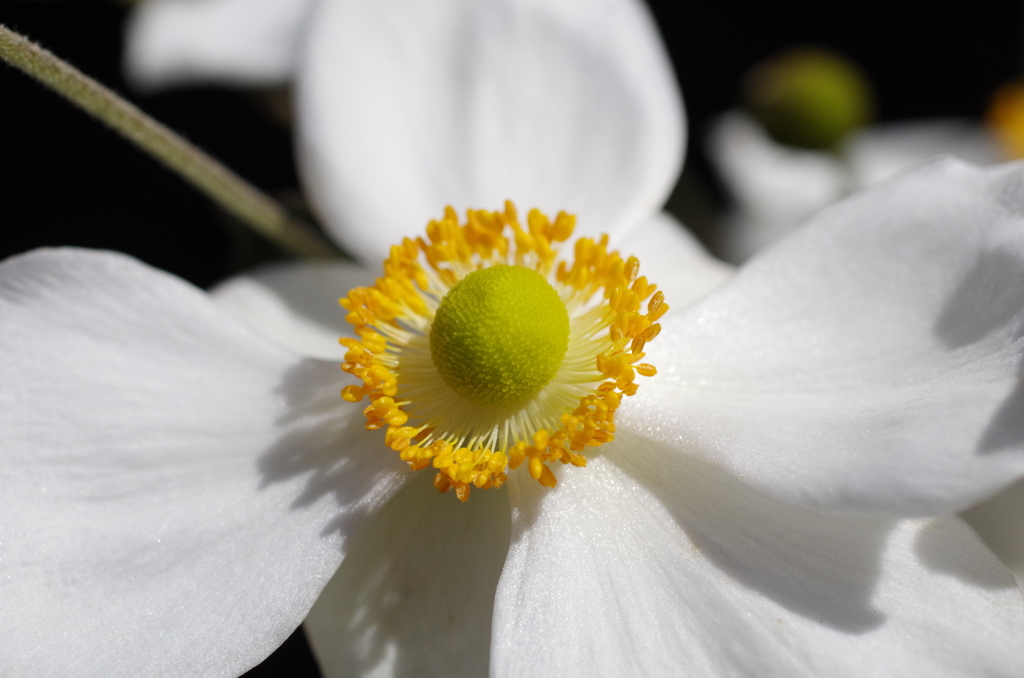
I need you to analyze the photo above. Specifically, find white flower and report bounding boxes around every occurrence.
[5,162,1024,678]
[3,2,1024,678]
[707,111,1001,261]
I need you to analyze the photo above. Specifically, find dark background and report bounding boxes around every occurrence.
[0,1,1020,675]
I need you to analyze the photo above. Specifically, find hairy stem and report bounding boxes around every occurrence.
[0,23,339,259]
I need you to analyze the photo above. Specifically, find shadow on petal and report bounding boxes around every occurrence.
[979,358,1024,454]
[615,433,890,633]
[305,472,510,678]
[932,247,1024,455]
[934,248,1024,350]
[259,359,410,540]
[913,516,1016,590]
[962,479,1024,588]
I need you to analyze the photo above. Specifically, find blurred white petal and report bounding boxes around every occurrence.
[847,118,1000,187]
[298,0,684,263]
[125,0,316,89]
[706,111,848,261]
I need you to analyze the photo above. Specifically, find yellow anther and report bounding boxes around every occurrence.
[624,257,640,283]
[631,275,651,298]
[528,456,545,481]
[341,385,364,402]
[537,465,557,488]
[385,426,416,451]
[433,472,451,493]
[398,446,416,462]
[551,212,575,242]
[527,207,548,235]
[488,452,509,474]
[509,442,528,470]
[636,363,657,377]
[454,447,474,465]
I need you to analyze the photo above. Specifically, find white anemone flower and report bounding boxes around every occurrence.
[707,111,1001,262]
[5,164,1024,678]
[4,2,1024,678]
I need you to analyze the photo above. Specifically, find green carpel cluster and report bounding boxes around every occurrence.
[430,265,569,408]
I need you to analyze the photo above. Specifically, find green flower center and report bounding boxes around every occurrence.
[430,265,570,408]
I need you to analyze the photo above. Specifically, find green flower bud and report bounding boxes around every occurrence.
[743,47,874,150]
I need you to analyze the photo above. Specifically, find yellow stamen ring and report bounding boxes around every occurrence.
[339,202,667,501]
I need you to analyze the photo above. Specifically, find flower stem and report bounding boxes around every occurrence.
[0,23,339,259]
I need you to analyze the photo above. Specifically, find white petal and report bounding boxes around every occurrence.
[210,259,373,360]
[622,158,1024,515]
[846,118,1001,187]
[706,111,848,262]
[125,0,316,89]
[962,479,1024,589]
[0,249,408,677]
[305,473,509,678]
[491,435,1024,678]
[618,211,733,312]
[298,0,684,264]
